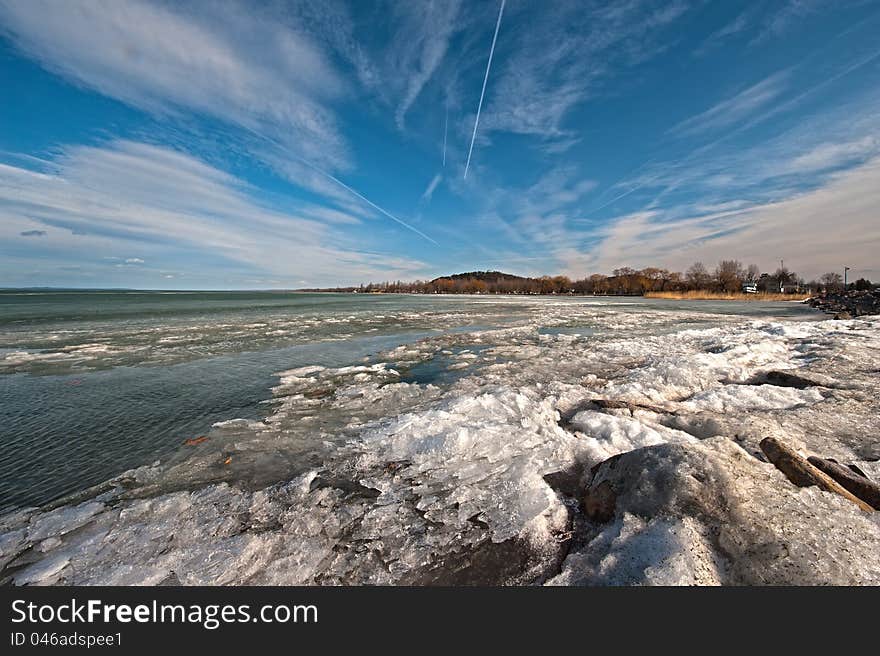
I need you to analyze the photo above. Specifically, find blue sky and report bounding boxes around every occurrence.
[1,0,879,289]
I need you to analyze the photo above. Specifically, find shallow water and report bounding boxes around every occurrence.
[0,290,816,512]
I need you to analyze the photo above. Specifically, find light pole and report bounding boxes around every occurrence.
[844,266,850,289]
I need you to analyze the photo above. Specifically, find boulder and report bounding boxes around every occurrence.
[581,480,617,523]
[556,438,880,585]
[810,290,880,318]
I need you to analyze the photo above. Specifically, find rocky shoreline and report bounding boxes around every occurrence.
[807,290,880,319]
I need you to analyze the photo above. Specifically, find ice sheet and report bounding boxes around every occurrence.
[2,307,878,585]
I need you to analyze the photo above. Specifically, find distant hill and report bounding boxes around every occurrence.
[432,271,527,283]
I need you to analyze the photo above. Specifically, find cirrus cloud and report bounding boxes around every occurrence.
[0,0,349,170]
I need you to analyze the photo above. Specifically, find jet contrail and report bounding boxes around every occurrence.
[580,179,654,218]
[242,125,439,245]
[308,164,440,245]
[464,0,505,180]
[442,108,448,167]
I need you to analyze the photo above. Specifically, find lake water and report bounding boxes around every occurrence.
[0,290,816,513]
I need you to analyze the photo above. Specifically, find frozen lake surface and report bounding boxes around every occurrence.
[1,291,878,585]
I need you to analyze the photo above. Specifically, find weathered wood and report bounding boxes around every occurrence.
[759,437,874,512]
[807,456,880,510]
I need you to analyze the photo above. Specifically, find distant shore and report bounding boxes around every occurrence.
[645,291,810,301]
[297,289,814,302]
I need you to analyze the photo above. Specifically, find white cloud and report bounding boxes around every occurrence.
[783,137,879,173]
[0,0,437,219]
[668,72,789,138]
[297,205,363,226]
[390,1,462,129]
[459,165,598,265]
[692,10,753,57]
[594,74,880,221]
[479,0,689,142]
[751,0,831,44]
[0,0,348,170]
[0,141,428,286]
[568,157,880,280]
[292,0,461,132]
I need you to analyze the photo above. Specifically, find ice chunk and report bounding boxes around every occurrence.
[354,386,583,544]
[566,410,697,463]
[681,384,825,413]
[27,501,104,542]
[549,513,726,586]
[14,552,71,585]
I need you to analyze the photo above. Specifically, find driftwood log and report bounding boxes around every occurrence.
[759,437,874,512]
[807,456,880,510]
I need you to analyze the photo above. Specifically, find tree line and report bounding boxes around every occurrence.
[305,262,873,296]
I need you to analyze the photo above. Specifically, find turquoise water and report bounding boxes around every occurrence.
[0,290,817,512]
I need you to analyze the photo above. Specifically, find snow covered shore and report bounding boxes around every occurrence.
[2,305,878,585]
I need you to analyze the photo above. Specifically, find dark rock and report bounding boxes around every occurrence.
[589,451,626,478]
[809,290,880,318]
[581,480,617,523]
[825,457,871,479]
[752,370,825,389]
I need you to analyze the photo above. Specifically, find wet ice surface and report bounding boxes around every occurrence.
[0,290,531,511]
[2,299,879,585]
[0,299,513,375]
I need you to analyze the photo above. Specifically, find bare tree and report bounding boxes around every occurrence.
[819,272,843,291]
[715,260,745,292]
[685,262,710,290]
